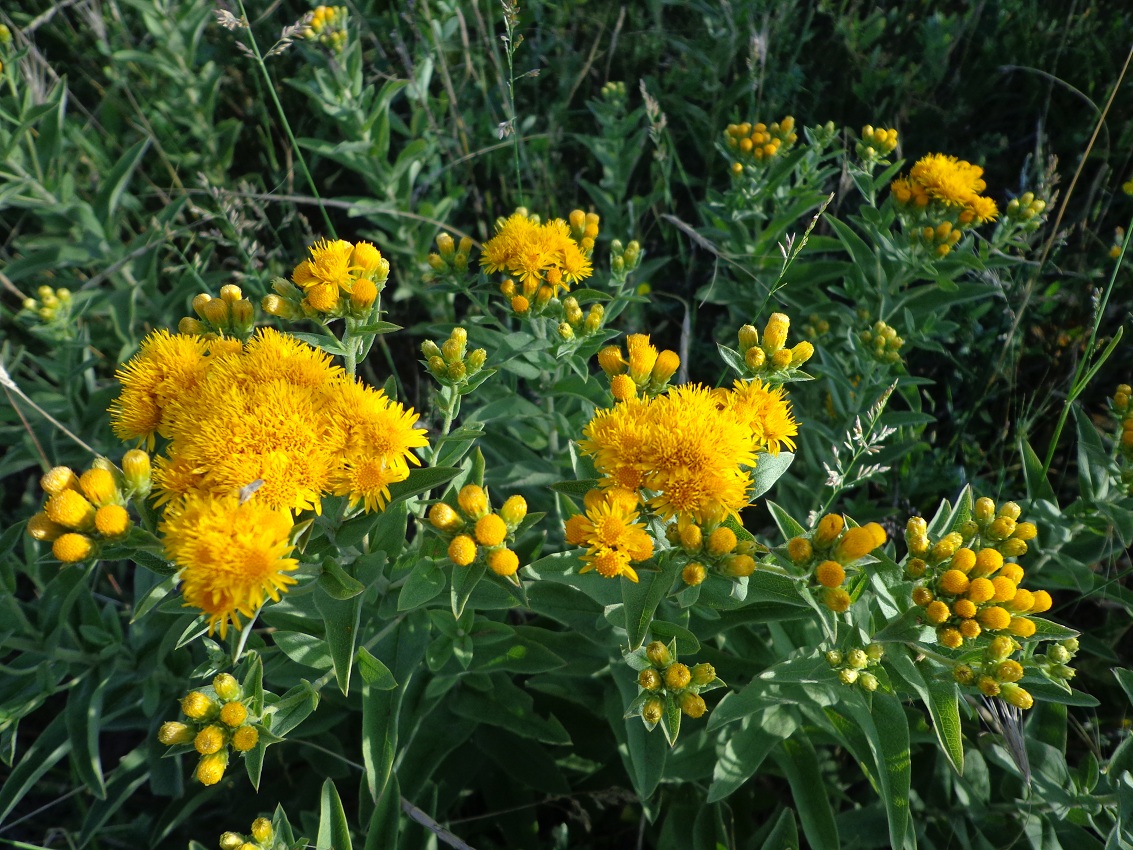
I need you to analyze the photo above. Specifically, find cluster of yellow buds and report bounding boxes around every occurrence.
[1005,191,1047,225]
[429,484,527,579]
[554,296,605,343]
[569,209,601,256]
[733,313,814,384]
[597,333,680,401]
[724,115,798,174]
[608,238,642,279]
[266,238,388,321]
[785,514,887,612]
[1112,384,1133,492]
[801,314,830,339]
[21,285,73,324]
[421,327,488,388]
[304,5,347,51]
[158,673,261,786]
[825,643,884,691]
[27,452,151,563]
[218,816,277,850]
[952,636,1036,710]
[913,220,964,258]
[859,319,904,365]
[599,80,627,109]
[666,509,759,584]
[180,285,256,340]
[424,232,474,283]
[906,497,1049,649]
[1109,227,1126,261]
[627,639,725,736]
[855,125,898,162]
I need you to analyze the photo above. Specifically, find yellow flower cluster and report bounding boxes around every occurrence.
[158,673,260,786]
[431,484,527,579]
[890,153,999,256]
[1004,191,1047,224]
[735,313,814,383]
[859,319,905,365]
[266,238,388,319]
[27,452,149,564]
[856,125,898,161]
[579,377,796,527]
[667,512,758,584]
[1113,384,1133,493]
[480,208,596,296]
[421,327,488,388]
[109,328,426,632]
[305,5,348,51]
[180,285,256,340]
[218,816,275,850]
[825,643,884,692]
[629,640,724,730]
[597,333,680,401]
[724,115,798,174]
[564,487,653,582]
[786,514,887,612]
[906,497,1048,650]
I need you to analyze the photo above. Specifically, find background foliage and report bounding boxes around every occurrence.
[2,1,1133,849]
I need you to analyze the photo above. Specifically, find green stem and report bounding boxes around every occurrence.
[501,3,523,203]
[235,1,336,239]
[1039,210,1133,478]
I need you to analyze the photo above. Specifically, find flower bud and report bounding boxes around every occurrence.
[642,698,664,725]
[231,725,259,752]
[181,691,219,721]
[975,497,996,523]
[762,313,790,351]
[679,692,707,718]
[157,721,195,746]
[213,673,241,702]
[220,833,244,850]
[195,751,228,786]
[682,562,707,586]
[690,662,716,686]
[737,325,759,350]
[645,641,672,668]
[825,650,842,667]
[787,536,813,563]
[250,818,273,844]
[858,672,879,692]
[814,514,844,546]
[638,668,662,691]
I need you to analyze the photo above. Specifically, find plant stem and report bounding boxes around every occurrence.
[235,0,336,239]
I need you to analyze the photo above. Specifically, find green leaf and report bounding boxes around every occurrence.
[357,647,397,690]
[759,808,800,850]
[1019,438,1057,504]
[772,734,839,850]
[886,651,964,774]
[386,466,461,506]
[397,559,446,611]
[766,501,807,539]
[364,771,401,850]
[708,707,798,802]
[751,452,794,499]
[622,560,678,650]
[351,320,403,335]
[845,691,912,850]
[0,713,70,823]
[610,668,667,800]
[318,557,366,600]
[94,138,150,222]
[77,748,148,848]
[450,561,486,619]
[1073,404,1111,501]
[317,779,353,850]
[267,680,320,737]
[648,620,700,655]
[65,672,110,799]
[1028,617,1080,642]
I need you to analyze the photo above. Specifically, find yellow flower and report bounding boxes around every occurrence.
[909,154,987,208]
[160,492,300,638]
[568,490,653,583]
[292,238,355,293]
[53,533,94,563]
[723,379,798,455]
[479,211,593,293]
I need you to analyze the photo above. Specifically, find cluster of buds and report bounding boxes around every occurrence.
[181,286,256,340]
[1004,191,1047,227]
[855,125,898,163]
[218,816,281,850]
[785,514,887,612]
[158,673,261,787]
[801,314,830,339]
[906,497,1049,649]
[734,313,814,383]
[859,319,905,365]
[913,220,964,258]
[303,5,347,51]
[27,452,151,563]
[569,209,601,255]
[724,115,798,174]
[1112,384,1133,492]
[599,80,627,109]
[666,508,759,585]
[608,238,642,280]
[626,639,725,740]
[555,296,605,343]
[429,484,527,580]
[266,239,388,321]
[597,333,680,402]
[21,285,73,324]
[826,643,884,691]
[1035,637,1079,684]
[1109,227,1127,261]
[424,232,474,284]
[421,327,487,388]
[953,636,1038,710]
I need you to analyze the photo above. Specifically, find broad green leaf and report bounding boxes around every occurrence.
[622,559,678,649]
[708,707,798,802]
[751,452,794,499]
[772,734,839,850]
[0,713,71,823]
[77,748,148,848]
[1019,438,1057,504]
[267,680,320,737]
[450,561,486,619]
[1028,617,1079,641]
[317,779,352,850]
[386,466,461,506]
[357,647,397,690]
[845,691,912,850]
[610,667,667,800]
[759,808,800,850]
[93,138,150,222]
[766,501,807,539]
[397,559,446,611]
[886,651,963,774]
[318,557,366,600]
[364,771,401,850]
